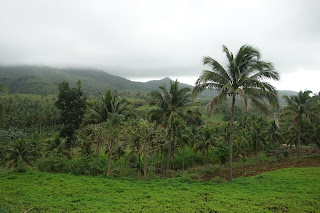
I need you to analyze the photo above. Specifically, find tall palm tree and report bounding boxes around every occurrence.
[85,89,131,124]
[192,45,280,182]
[282,90,319,159]
[149,80,191,171]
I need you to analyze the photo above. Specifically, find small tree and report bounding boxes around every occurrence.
[126,119,167,178]
[55,81,86,159]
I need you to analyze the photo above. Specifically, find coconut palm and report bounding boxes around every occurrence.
[149,80,191,171]
[195,126,217,165]
[5,139,38,167]
[282,90,319,159]
[85,89,131,124]
[265,120,284,149]
[192,45,280,182]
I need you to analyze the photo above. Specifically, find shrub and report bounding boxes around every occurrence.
[71,156,106,176]
[36,154,70,173]
[13,163,28,173]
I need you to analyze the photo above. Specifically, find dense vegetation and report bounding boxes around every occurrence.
[0,45,320,212]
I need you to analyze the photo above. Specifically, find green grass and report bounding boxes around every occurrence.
[0,167,319,212]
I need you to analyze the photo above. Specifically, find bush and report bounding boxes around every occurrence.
[36,154,70,173]
[198,165,220,176]
[13,163,28,173]
[71,156,105,176]
[112,168,141,179]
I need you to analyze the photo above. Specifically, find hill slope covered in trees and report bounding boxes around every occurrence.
[0,65,297,103]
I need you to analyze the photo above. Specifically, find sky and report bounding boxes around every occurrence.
[0,0,319,92]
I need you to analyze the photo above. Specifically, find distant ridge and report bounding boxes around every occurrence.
[0,65,297,103]
[0,65,192,95]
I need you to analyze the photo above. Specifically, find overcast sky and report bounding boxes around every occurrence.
[0,0,319,92]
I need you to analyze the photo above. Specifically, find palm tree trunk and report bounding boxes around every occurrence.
[260,151,262,164]
[172,141,175,170]
[137,152,141,173]
[182,146,185,171]
[297,118,302,160]
[107,141,113,176]
[206,147,209,164]
[167,116,174,171]
[96,141,100,159]
[143,150,147,179]
[70,142,73,160]
[219,164,221,182]
[192,150,195,172]
[228,94,236,182]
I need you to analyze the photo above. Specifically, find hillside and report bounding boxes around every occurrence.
[0,66,297,102]
[0,66,191,95]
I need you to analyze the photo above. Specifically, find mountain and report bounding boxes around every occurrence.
[0,65,192,95]
[0,65,298,103]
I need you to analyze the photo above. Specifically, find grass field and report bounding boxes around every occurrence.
[0,167,319,212]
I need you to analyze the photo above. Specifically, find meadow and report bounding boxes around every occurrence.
[0,167,319,212]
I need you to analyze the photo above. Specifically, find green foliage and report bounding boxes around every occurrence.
[192,44,280,182]
[4,138,39,167]
[1,94,60,131]
[36,153,70,173]
[0,168,319,212]
[85,89,132,124]
[71,156,105,176]
[282,90,320,159]
[55,81,86,153]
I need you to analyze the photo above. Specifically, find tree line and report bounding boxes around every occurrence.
[0,44,319,182]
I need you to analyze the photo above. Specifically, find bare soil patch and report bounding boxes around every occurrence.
[201,157,320,181]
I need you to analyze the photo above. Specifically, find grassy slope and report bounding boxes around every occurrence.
[0,167,319,212]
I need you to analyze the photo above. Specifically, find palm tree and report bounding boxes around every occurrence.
[195,126,217,165]
[85,89,131,124]
[282,90,319,159]
[192,45,280,182]
[249,116,267,164]
[5,139,37,167]
[149,80,191,171]
[265,120,283,149]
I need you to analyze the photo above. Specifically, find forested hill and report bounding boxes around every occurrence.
[0,65,296,102]
[0,66,192,95]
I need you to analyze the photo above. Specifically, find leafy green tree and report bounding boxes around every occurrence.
[192,45,279,182]
[85,89,131,124]
[55,81,86,159]
[282,90,319,159]
[149,80,191,171]
[126,119,167,178]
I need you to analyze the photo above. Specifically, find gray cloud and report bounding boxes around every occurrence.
[0,0,319,91]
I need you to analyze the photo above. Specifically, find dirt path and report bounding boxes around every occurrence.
[201,157,320,181]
